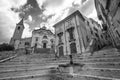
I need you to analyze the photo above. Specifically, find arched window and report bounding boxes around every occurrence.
[43,35,48,39]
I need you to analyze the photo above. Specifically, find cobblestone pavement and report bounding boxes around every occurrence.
[0,48,120,80]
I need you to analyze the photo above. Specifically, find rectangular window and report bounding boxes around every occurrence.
[116,30,120,38]
[69,32,74,40]
[58,36,62,43]
[25,42,29,45]
[57,32,63,44]
[35,43,37,48]
[67,27,75,41]
[36,37,38,41]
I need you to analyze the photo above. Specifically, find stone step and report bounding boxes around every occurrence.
[72,51,120,58]
[76,74,117,80]
[0,68,51,80]
[15,75,49,80]
[79,53,120,58]
[58,57,120,63]
[83,55,120,59]
[83,63,120,70]
[20,70,113,80]
[60,54,120,60]
[0,59,56,65]
[0,65,58,73]
[82,58,120,62]
[2,57,119,66]
[50,69,114,80]
[79,68,120,79]
[78,61,120,65]
[0,62,60,67]
[0,63,47,67]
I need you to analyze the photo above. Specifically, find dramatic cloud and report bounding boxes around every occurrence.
[0,0,98,43]
[42,0,97,28]
[0,0,27,43]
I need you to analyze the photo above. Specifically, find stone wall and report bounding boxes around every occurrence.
[0,51,15,60]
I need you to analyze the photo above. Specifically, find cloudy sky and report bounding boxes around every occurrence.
[0,0,98,44]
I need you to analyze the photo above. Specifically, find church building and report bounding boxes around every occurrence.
[31,26,55,53]
[9,19,55,53]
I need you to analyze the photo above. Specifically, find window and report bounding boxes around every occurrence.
[98,15,103,20]
[43,43,46,48]
[57,32,63,44]
[50,39,54,43]
[117,20,120,24]
[106,0,111,10]
[43,35,48,39]
[25,42,29,45]
[101,35,103,39]
[93,27,98,32]
[18,26,20,30]
[95,33,99,38]
[67,19,72,26]
[67,27,75,41]
[116,30,120,38]
[118,2,120,7]
[34,43,37,48]
[51,45,53,48]
[69,31,74,40]
[36,37,38,41]
[102,24,107,31]
[105,36,107,40]
[87,21,89,26]
[86,36,89,42]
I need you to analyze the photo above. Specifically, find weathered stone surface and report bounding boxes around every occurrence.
[0,48,120,80]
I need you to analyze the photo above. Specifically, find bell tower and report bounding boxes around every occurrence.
[10,19,24,46]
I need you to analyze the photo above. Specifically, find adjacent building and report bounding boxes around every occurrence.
[85,18,104,50]
[53,10,101,56]
[94,0,120,47]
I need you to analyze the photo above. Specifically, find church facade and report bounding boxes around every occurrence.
[31,26,55,49]
[9,19,55,53]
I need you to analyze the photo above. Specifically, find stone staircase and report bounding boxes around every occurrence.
[1,48,120,80]
[76,48,120,80]
[0,53,58,80]
[56,48,120,80]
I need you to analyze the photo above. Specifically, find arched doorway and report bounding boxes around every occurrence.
[43,43,47,48]
[42,40,48,48]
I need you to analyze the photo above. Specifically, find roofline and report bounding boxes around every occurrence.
[21,37,32,40]
[53,10,85,28]
[32,28,55,35]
